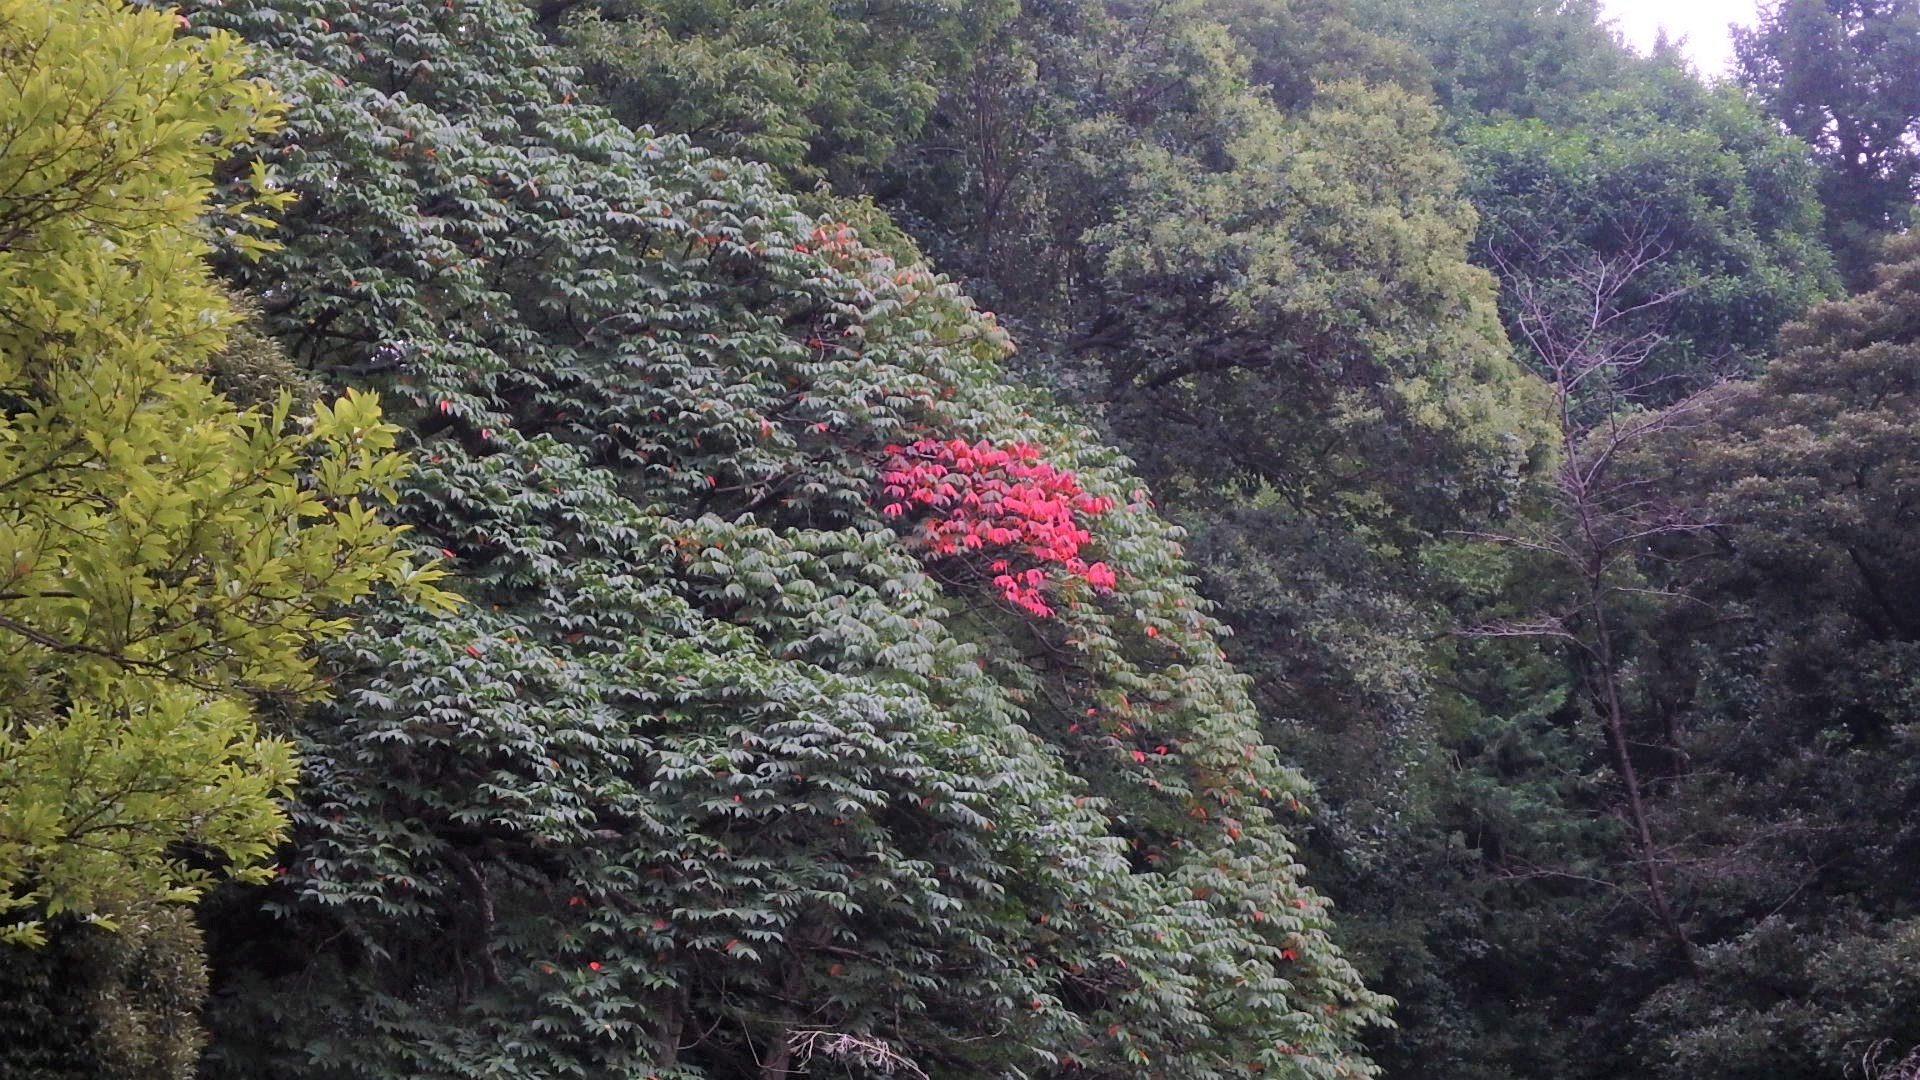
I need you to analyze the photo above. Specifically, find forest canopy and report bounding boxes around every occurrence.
[2,1,1917,1079]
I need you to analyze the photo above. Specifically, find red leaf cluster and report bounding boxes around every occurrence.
[881,438,1117,616]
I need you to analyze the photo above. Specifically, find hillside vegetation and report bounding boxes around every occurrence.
[3,1,1918,1079]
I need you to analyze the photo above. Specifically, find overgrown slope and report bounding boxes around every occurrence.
[172,1,1387,1076]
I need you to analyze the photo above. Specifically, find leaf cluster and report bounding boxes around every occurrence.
[0,0,451,946]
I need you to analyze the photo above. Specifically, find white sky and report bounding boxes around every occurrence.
[1599,0,1763,78]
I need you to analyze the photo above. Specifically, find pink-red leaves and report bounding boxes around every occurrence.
[880,438,1117,616]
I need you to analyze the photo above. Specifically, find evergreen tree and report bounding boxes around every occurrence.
[1457,52,1836,402]
[1302,6,1840,1075]
[1351,0,1636,121]
[1628,235,1920,1079]
[1735,0,1920,286]
[545,0,970,191]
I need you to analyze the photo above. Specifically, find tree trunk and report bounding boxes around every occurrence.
[760,955,809,1080]
[1589,594,1693,960]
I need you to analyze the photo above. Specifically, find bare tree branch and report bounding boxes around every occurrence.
[1472,213,1726,960]
[788,1031,930,1080]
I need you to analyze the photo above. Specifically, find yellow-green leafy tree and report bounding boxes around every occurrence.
[0,0,453,946]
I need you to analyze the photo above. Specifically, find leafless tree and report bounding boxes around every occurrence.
[1466,208,1727,957]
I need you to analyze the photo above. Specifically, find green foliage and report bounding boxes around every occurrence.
[1253,8,1845,1075]
[1087,77,1545,530]
[1081,74,1554,938]
[1617,237,1920,1079]
[1673,234,1920,622]
[537,0,1915,1077]
[860,0,1554,807]
[1642,916,1920,1079]
[1460,69,1837,400]
[1352,0,1638,121]
[0,907,211,1080]
[202,299,326,410]
[0,0,453,946]
[552,0,1551,528]
[553,0,968,189]
[1197,0,1426,110]
[1736,0,1920,286]
[743,8,1573,1074]
[828,20,1573,1079]
[160,0,1392,1076]
[3,1,1890,1077]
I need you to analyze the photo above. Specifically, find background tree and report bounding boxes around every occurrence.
[1475,218,1719,955]
[0,906,210,1080]
[549,0,974,191]
[1625,234,1920,1079]
[1459,68,1836,402]
[1735,0,1920,285]
[1199,5,1843,1075]
[1350,0,1635,121]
